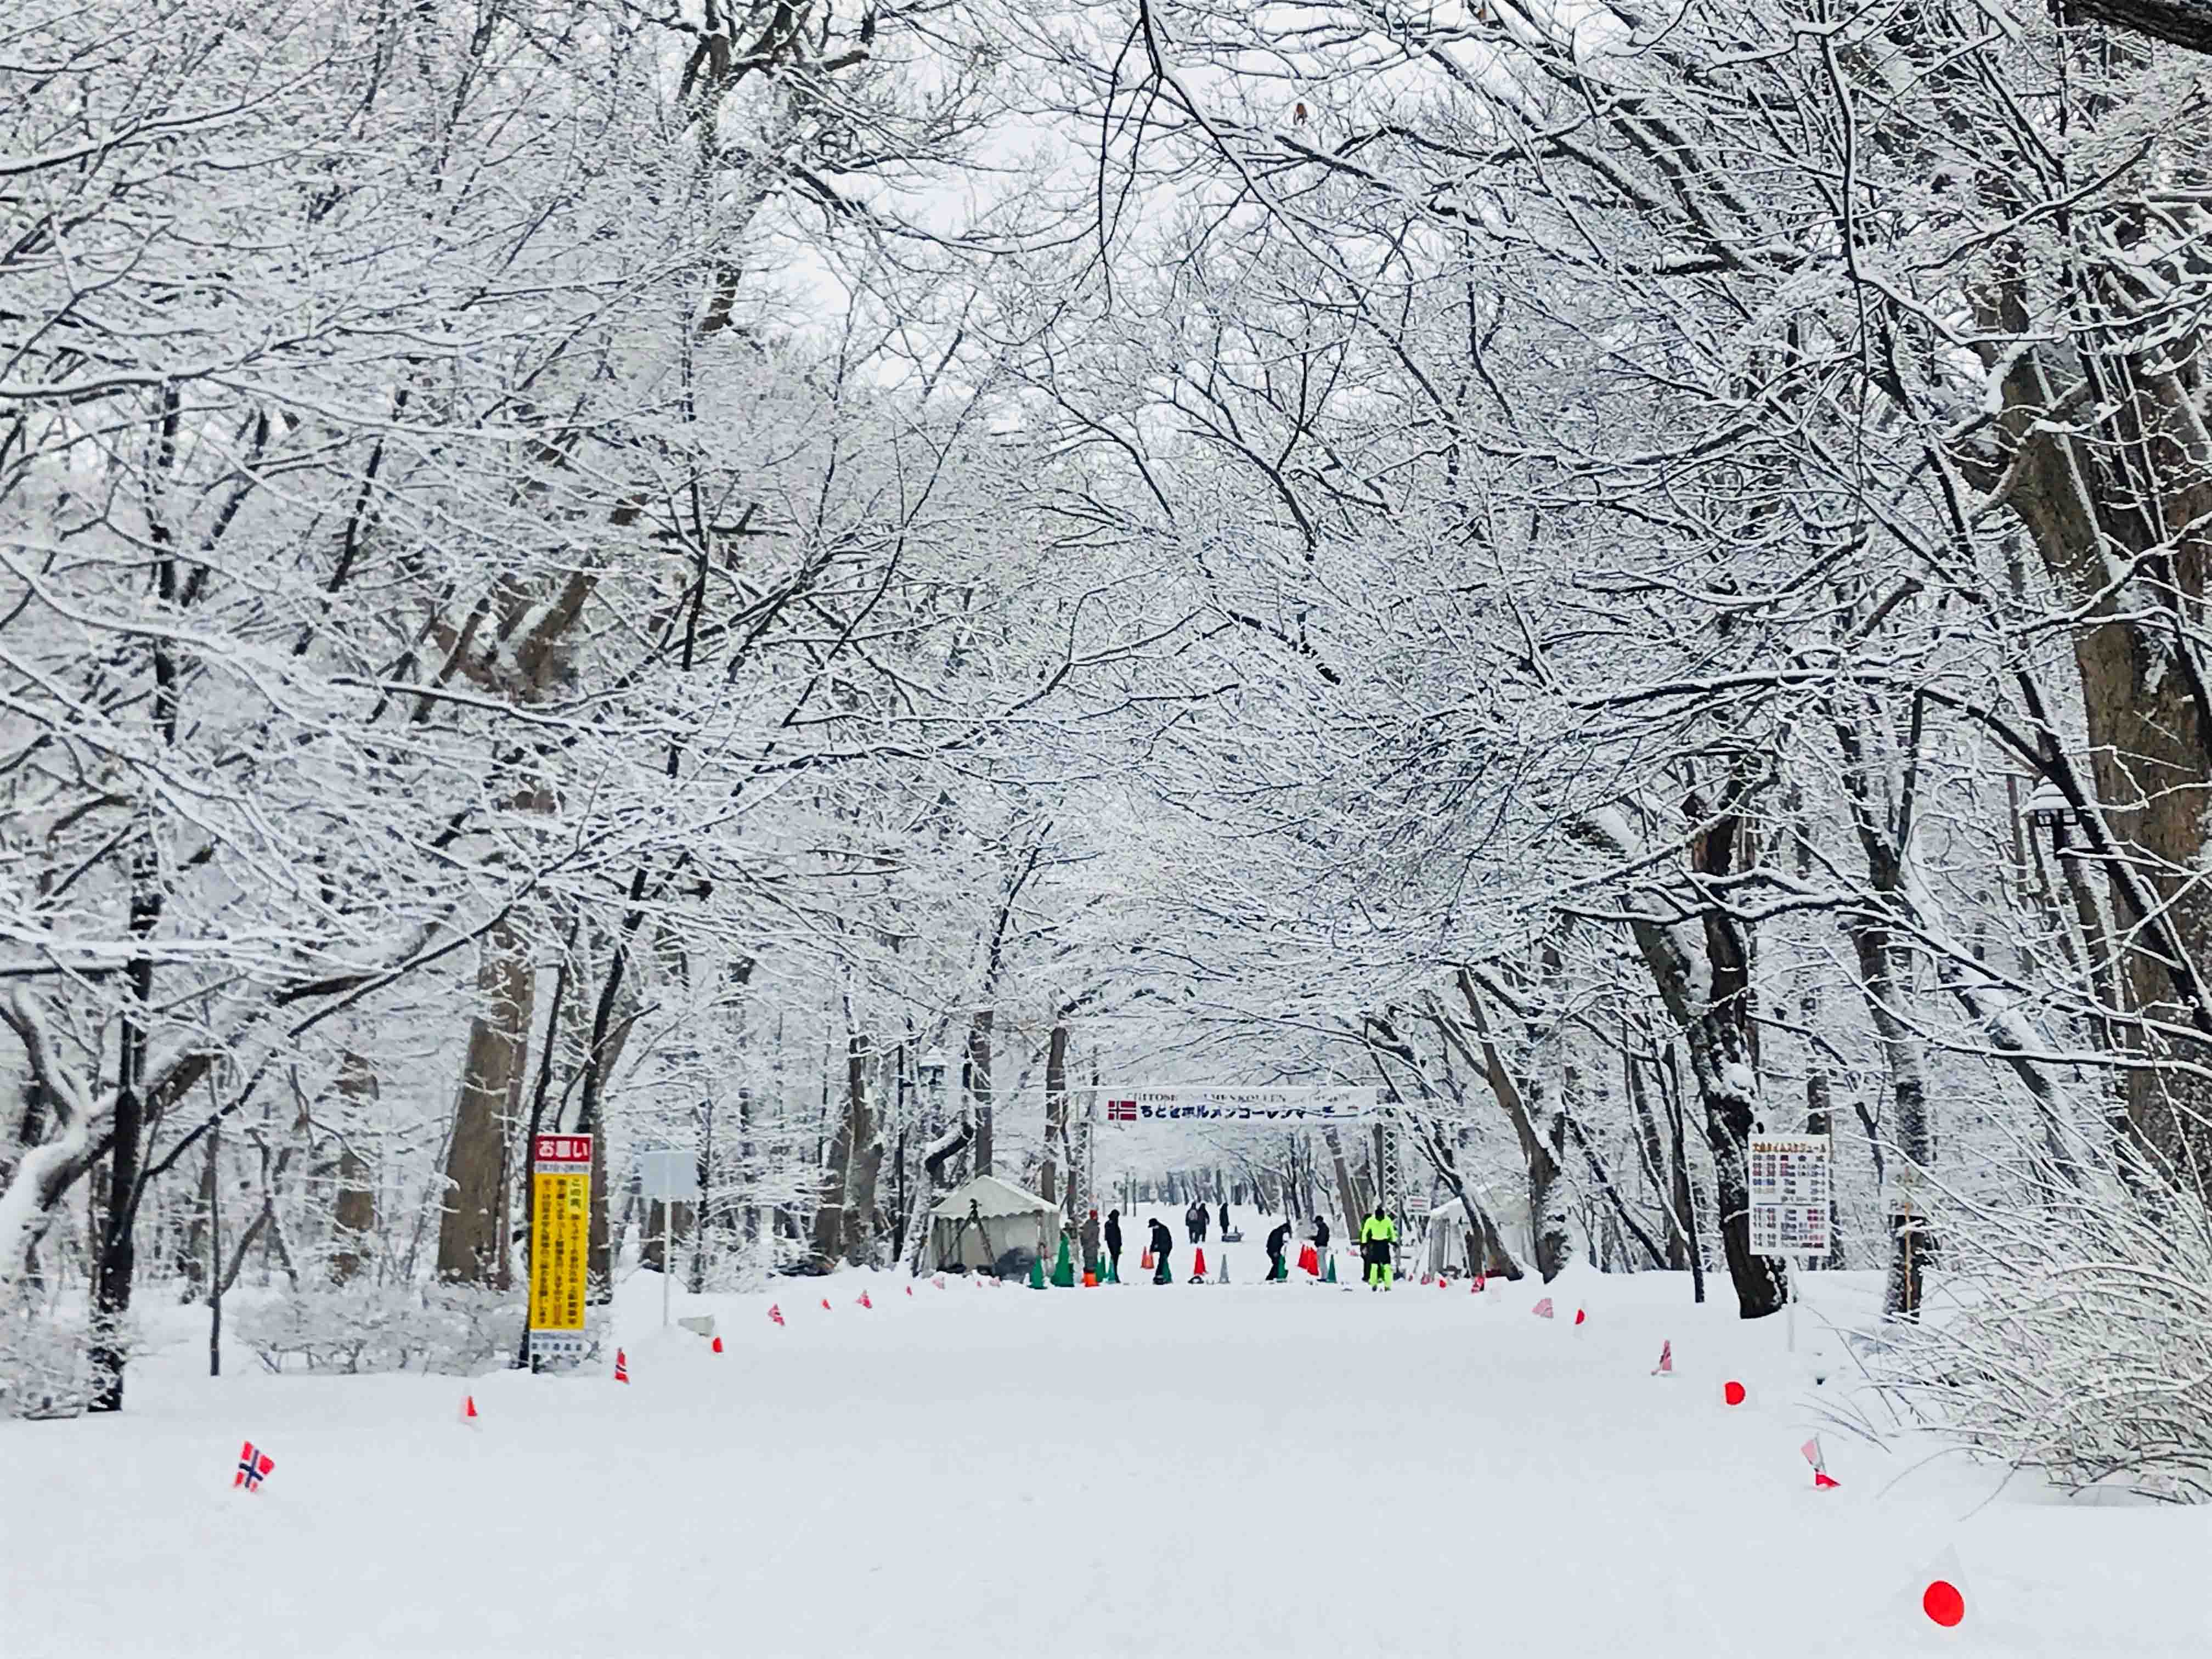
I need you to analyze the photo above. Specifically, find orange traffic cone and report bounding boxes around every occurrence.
[711,1335,724,1354]
[1083,1271,1097,1287]
[1192,1248,1207,1280]
[1141,1250,1155,1271]
[461,1393,479,1424]
[613,1348,629,1383]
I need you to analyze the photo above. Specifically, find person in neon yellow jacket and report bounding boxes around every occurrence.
[1359,1206,1397,1289]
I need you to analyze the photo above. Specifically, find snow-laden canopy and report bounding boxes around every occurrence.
[926,1176,1062,1274]
[930,1175,1057,1221]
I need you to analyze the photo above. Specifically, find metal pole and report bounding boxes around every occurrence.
[661,1200,673,1329]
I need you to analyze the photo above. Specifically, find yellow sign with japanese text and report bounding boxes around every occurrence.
[529,1135,592,1334]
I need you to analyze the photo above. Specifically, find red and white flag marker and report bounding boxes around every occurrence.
[1573,1308,1586,1326]
[1801,1435,1839,1489]
[613,1348,629,1383]
[233,1441,274,1493]
[768,1304,785,1327]
[1531,1296,1555,1319]
[856,1290,873,1310]
[1651,1339,1674,1376]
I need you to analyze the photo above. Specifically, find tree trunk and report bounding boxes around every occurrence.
[330,1051,379,1285]
[843,1033,883,1268]
[437,916,532,1286]
[966,1008,994,1178]
[1041,1022,1069,1211]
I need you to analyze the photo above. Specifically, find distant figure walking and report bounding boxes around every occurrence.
[1149,1216,1175,1283]
[1186,1199,1211,1245]
[1266,1217,1293,1282]
[1360,1205,1397,1290]
[1219,1200,1234,1240]
[1080,1208,1103,1279]
[1104,1209,1124,1280]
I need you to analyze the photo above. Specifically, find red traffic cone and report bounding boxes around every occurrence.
[1192,1248,1207,1280]
[1140,1250,1155,1271]
[1919,1550,1968,1628]
[1722,1379,1747,1406]
[906,1283,916,1296]
[857,1290,873,1309]
[820,1297,831,1310]
[1471,1274,1487,1293]
[461,1393,479,1424]
[1573,1307,1586,1325]
[768,1304,785,1326]
[711,1335,724,1354]
[1531,1296,1555,1318]
[1651,1339,1674,1376]
[1437,1277,1448,1291]
[613,1348,629,1383]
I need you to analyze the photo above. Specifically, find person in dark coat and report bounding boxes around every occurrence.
[1104,1209,1124,1279]
[1266,1217,1293,1281]
[1148,1216,1175,1283]
[1195,1200,1210,1243]
[1219,1200,1234,1240]
[1313,1214,1331,1250]
[1080,1208,1103,1279]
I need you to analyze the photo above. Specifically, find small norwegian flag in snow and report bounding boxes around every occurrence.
[768,1304,785,1327]
[234,1441,274,1493]
[1531,1296,1555,1319]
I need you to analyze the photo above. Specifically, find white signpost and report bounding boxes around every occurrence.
[637,1149,701,1329]
[1748,1135,1831,1352]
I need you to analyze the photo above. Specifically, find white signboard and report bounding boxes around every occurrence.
[1096,1086,1387,1126]
[1748,1136,1831,1257]
[637,1148,700,1203]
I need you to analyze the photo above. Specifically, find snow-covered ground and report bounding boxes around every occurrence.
[4,1239,2207,1657]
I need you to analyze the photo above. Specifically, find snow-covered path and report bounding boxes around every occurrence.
[4,1256,2205,1657]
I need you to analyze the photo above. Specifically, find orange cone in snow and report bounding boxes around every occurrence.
[613,1348,629,1383]
[1192,1248,1207,1280]
[1083,1271,1097,1287]
[1141,1250,1155,1271]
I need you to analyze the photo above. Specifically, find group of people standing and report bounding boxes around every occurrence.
[1071,1203,1400,1288]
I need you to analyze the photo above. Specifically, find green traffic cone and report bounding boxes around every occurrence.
[1028,1256,1046,1289]
[1324,1254,1338,1284]
[1051,1234,1075,1288]
[1105,1256,1119,1284]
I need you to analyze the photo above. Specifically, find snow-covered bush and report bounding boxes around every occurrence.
[0,1310,117,1420]
[1866,1165,2212,1502]
[235,1285,523,1376]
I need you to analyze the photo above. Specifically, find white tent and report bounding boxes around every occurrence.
[927,1175,1062,1275]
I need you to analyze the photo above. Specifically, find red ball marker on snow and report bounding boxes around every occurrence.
[1722,1380,1747,1406]
[1922,1579,1965,1628]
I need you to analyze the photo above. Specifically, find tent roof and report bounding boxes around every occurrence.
[930,1173,1058,1221]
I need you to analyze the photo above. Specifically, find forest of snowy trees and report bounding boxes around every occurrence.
[5,0,2212,1496]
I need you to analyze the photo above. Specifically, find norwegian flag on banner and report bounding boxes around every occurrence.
[1105,1099,1138,1121]
[1531,1296,1555,1319]
[234,1441,274,1493]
